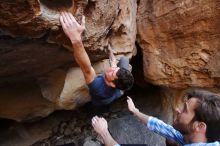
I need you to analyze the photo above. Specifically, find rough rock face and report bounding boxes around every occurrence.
[109,116,166,146]
[137,0,220,88]
[0,0,137,121]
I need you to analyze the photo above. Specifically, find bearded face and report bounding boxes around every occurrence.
[173,98,200,134]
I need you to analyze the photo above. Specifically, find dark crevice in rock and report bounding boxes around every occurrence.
[39,0,73,10]
[131,42,151,88]
[137,0,141,7]
[0,118,14,131]
[84,0,96,16]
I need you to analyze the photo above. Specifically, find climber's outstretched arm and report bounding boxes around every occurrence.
[60,12,96,84]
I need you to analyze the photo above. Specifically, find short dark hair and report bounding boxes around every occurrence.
[187,89,220,142]
[114,68,134,90]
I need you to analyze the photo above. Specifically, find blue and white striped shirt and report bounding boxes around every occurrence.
[147,116,220,146]
[115,116,220,146]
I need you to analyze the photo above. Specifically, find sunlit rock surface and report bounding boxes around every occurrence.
[1,0,219,122]
[0,0,137,121]
[137,0,220,88]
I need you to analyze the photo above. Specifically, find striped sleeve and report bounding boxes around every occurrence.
[147,116,185,145]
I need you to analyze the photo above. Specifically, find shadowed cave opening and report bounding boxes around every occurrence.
[39,0,73,10]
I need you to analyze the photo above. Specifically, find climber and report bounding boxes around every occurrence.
[92,89,220,146]
[60,12,134,107]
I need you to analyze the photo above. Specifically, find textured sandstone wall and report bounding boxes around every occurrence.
[1,0,219,121]
[0,0,137,121]
[137,0,220,88]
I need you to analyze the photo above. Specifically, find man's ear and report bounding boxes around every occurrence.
[193,121,206,132]
[198,122,207,132]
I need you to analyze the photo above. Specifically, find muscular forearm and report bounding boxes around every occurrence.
[72,41,95,83]
[72,41,92,70]
[132,108,150,126]
[100,130,118,146]
[60,12,95,83]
